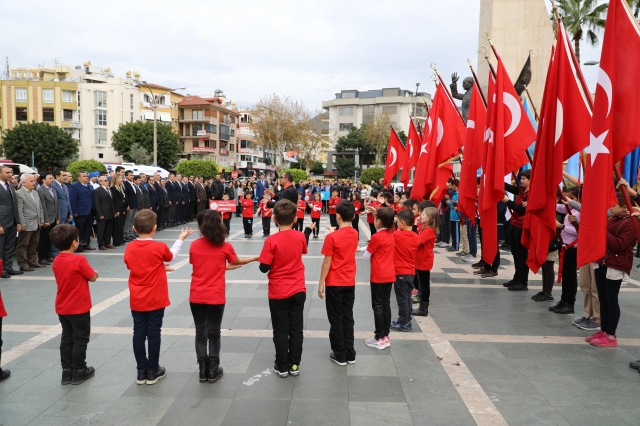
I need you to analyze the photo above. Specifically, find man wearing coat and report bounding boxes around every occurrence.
[153,173,165,229]
[181,176,190,223]
[139,173,151,210]
[256,173,269,199]
[187,176,197,221]
[15,174,45,271]
[0,166,23,278]
[165,173,178,227]
[68,171,95,251]
[51,169,73,259]
[123,170,139,241]
[93,176,116,250]
[37,173,60,264]
[196,177,207,213]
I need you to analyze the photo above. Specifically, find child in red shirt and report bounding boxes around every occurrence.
[364,190,380,237]
[328,190,341,228]
[296,192,306,232]
[221,193,232,236]
[360,207,395,350]
[412,206,439,317]
[391,210,421,332]
[307,192,323,239]
[190,210,258,382]
[351,192,363,239]
[124,210,193,385]
[241,192,254,239]
[0,277,7,382]
[50,224,99,385]
[256,192,273,238]
[318,200,359,366]
[258,200,310,378]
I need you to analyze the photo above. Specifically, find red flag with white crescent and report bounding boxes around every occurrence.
[383,127,405,186]
[410,88,440,200]
[401,119,422,188]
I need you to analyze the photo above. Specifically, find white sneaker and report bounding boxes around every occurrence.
[384,336,391,348]
[364,336,386,350]
[462,255,477,263]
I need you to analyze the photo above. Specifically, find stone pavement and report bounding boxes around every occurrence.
[1,215,639,425]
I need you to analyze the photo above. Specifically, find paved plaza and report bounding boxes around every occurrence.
[1,215,640,425]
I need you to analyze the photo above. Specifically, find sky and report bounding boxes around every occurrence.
[0,0,604,111]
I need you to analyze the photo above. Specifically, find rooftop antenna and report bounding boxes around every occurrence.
[2,57,10,80]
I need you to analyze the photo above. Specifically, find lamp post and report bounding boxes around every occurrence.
[142,81,185,166]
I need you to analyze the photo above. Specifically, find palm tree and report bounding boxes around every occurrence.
[555,0,608,63]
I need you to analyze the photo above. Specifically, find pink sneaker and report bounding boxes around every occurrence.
[586,330,603,342]
[384,336,391,348]
[590,332,617,347]
[364,336,386,350]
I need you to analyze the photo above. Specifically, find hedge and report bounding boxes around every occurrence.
[360,167,385,184]
[67,160,107,180]
[176,160,219,180]
[280,168,308,183]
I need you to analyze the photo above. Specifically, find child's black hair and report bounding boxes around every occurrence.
[336,200,355,222]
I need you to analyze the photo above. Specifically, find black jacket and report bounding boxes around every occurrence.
[110,186,127,215]
[140,183,150,209]
[147,182,158,209]
[93,185,115,220]
[188,181,197,202]
[124,180,139,210]
[212,181,224,200]
[267,183,298,208]
[181,182,190,202]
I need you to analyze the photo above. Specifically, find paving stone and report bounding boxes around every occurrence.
[347,376,406,403]
[349,401,413,426]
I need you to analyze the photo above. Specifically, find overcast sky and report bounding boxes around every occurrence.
[1,0,603,110]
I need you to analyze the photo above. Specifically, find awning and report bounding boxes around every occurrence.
[142,111,172,122]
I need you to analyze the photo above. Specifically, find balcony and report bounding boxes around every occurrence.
[69,121,81,129]
[191,147,217,154]
[178,115,210,123]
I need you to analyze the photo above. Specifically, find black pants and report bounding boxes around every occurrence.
[96,218,113,247]
[156,206,164,227]
[394,275,414,325]
[74,215,93,246]
[59,311,91,370]
[417,270,431,304]
[542,260,556,295]
[441,214,451,243]
[190,302,225,360]
[131,308,164,371]
[173,202,182,223]
[223,219,231,236]
[325,286,356,363]
[269,292,306,372]
[370,283,392,340]
[167,204,175,225]
[560,246,578,304]
[369,223,377,236]
[188,201,195,220]
[311,218,320,236]
[295,218,304,232]
[508,225,529,284]
[243,218,253,235]
[262,217,271,236]
[0,223,17,272]
[329,214,337,228]
[594,266,622,336]
[352,216,360,237]
[112,214,125,246]
[38,223,56,260]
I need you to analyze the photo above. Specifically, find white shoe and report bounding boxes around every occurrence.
[364,336,386,350]
[439,243,450,248]
[462,255,477,263]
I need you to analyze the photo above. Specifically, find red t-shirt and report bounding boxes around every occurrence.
[124,240,173,311]
[52,253,96,315]
[366,201,380,223]
[394,204,403,213]
[310,201,322,219]
[393,230,420,275]
[189,238,237,305]
[223,211,231,220]
[297,200,306,219]
[353,201,362,217]
[0,290,7,318]
[328,197,341,214]
[321,227,358,286]
[367,229,395,283]
[260,201,272,217]
[242,198,254,218]
[258,230,308,299]
[415,225,436,271]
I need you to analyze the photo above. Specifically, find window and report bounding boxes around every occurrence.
[230,144,234,152]
[130,94,134,109]
[192,124,202,133]
[240,140,249,149]
[130,112,134,122]
[381,106,397,115]
[63,109,73,121]
[342,91,356,99]
[230,129,235,137]
[204,124,216,134]
[192,110,204,120]
[98,153,104,159]
[220,124,230,140]
[339,123,353,131]
[94,110,107,126]
[362,105,375,125]
[339,107,354,116]
[16,107,27,121]
[42,108,54,122]
[186,124,190,136]
[94,91,107,107]
[240,114,250,123]
[77,91,81,106]
[62,91,75,103]
[15,88,27,102]
[94,128,108,145]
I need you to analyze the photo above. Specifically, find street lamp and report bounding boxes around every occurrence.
[141,81,186,166]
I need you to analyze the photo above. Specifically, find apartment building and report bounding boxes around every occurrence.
[139,83,183,134]
[236,109,277,178]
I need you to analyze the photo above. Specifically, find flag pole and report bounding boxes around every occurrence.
[430,63,466,126]
[467,59,487,108]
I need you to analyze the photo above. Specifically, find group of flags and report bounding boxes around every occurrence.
[382,0,640,270]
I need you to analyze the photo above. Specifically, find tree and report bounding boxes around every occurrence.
[360,167,385,185]
[129,143,152,165]
[1,122,78,171]
[296,111,331,174]
[280,168,307,183]
[334,157,356,179]
[310,161,325,175]
[67,159,107,180]
[555,0,608,62]
[176,159,219,179]
[626,0,640,19]
[111,121,180,169]
[335,125,373,165]
[362,112,392,166]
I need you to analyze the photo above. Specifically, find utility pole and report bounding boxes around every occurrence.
[142,81,185,166]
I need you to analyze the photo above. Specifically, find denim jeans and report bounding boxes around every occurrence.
[467,218,477,257]
[131,308,165,371]
[394,275,414,325]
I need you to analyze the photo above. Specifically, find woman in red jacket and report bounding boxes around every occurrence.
[588,194,637,347]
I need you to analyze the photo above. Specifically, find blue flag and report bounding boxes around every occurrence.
[623,147,640,186]
[520,97,537,170]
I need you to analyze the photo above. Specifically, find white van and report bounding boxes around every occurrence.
[0,161,37,176]
[105,163,170,179]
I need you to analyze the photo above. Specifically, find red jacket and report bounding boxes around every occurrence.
[598,215,637,275]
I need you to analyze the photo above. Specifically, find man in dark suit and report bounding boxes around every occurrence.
[93,176,116,250]
[187,176,197,221]
[0,166,23,278]
[256,173,269,199]
[37,173,60,264]
[211,175,224,200]
[133,176,145,215]
[171,174,183,225]
[51,169,73,259]
[139,173,151,210]
[196,176,207,213]
[180,176,190,224]
[152,173,164,229]
[147,175,159,222]
[123,170,139,241]
[160,178,171,228]
[68,171,95,251]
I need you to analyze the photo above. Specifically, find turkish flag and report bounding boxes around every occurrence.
[578,0,640,267]
[479,56,537,265]
[384,127,405,186]
[410,88,440,200]
[429,163,454,205]
[522,20,592,273]
[458,80,487,225]
[401,119,422,188]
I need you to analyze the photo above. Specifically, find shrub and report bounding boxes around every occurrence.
[360,167,385,184]
[176,159,219,179]
[67,160,107,180]
[280,168,307,183]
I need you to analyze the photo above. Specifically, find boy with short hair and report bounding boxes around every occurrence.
[258,200,308,377]
[391,210,421,332]
[328,190,342,228]
[222,192,232,236]
[364,190,380,236]
[318,200,359,366]
[360,207,396,350]
[124,210,192,385]
[257,192,273,238]
[50,224,99,385]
